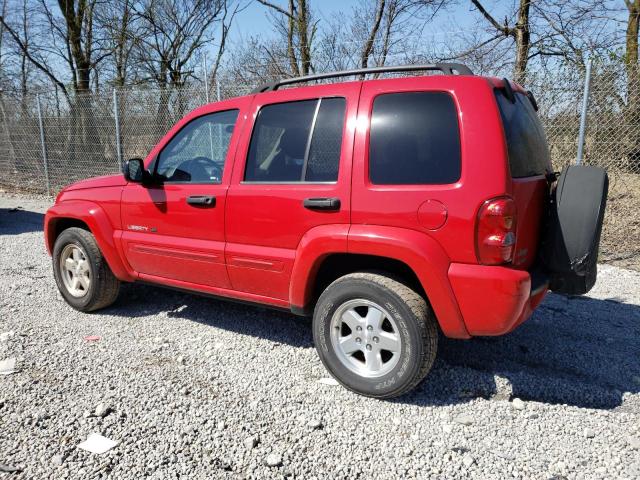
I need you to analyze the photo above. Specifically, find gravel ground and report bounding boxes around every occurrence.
[1,192,639,480]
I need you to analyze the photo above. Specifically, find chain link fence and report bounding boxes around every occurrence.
[0,65,638,268]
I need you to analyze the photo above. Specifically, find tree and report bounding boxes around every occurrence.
[625,1,639,108]
[135,0,226,89]
[97,0,140,87]
[624,0,639,163]
[257,0,315,76]
[360,0,385,69]
[470,0,531,80]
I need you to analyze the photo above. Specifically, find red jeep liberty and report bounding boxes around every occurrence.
[45,64,608,398]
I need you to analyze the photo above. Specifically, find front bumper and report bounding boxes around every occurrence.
[448,263,548,336]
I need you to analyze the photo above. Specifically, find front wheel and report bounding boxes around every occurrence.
[52,227,120,312]
[313,272,438,398]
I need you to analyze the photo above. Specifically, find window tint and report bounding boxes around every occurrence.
[156,109,238,183]
[244,98,346,182]
[306,98,346,182]
[495,90,551,178]
[369,92,461,185]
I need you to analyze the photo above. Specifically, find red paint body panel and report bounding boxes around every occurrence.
[120,183,231,288]
[119,96,254,289]
[138,272,289,309]
[61,174,127,193]
[352,76,509,264]
[448,263,548,335]
[348,225,470,339]
[224,82,358,301]
[45,198,134,282]
[44,74,552,339]
[289,224,350,308]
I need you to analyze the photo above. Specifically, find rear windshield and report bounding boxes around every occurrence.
[495,90,551,178]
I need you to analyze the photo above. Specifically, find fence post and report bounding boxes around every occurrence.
[113,88,123,170]
[203,54,210,104]
[36,94,51,196]
[576,56,593,165]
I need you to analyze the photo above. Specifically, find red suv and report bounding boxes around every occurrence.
[44,64,608,398]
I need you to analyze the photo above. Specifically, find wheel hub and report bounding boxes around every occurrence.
[59,244,91,298]
[330,299,402,378]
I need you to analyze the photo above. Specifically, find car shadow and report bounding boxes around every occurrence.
[401,293,640,410]
[110,282,314,348]
[108,282,640,410]
[0,208,44,234]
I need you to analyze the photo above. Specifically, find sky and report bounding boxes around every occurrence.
[227,0,496,50]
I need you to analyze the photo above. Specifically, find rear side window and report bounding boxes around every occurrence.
[244,98,346,182]
[369,92,461,185]
[495,90,551,178]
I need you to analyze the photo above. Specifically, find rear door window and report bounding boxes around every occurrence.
[244,98,346,182]
[495,90,551,178]
[369,92,461,185]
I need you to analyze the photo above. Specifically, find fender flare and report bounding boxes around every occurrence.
[289,224,350,311]
[348,225,469,339]
[44,200,135,282]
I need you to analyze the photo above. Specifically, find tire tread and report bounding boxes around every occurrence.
[54,227,120,312]
[316,271,438,398]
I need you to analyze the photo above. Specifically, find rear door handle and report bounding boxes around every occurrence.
[303,197,341,211]
[186,195,216,207]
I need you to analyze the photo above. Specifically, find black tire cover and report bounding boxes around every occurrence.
[541,165,609,295]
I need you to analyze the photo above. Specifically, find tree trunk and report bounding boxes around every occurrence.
[625,0,640,167]
[513,0,531,82]
[297,0,311,75]
[361,0,385,70]
[626,1,639,108]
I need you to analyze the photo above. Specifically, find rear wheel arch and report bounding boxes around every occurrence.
[298,253,427,315]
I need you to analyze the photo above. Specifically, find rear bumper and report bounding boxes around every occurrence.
[448,263,548,336]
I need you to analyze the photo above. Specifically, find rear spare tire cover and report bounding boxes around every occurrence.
[541,165,608,295]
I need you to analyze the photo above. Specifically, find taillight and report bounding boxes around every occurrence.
[475,197,517,265]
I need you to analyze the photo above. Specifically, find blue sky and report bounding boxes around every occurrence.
[228,0,497,46]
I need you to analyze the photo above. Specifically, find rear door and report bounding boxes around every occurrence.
[225,83,359,301]
[495,86,552,269]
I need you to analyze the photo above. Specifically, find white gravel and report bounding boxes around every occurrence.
[1,192,639,479]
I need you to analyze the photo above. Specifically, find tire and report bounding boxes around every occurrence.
[52,227,120,312]
[312,272,438,399]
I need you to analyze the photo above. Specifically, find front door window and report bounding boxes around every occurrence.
[156,109,239,184]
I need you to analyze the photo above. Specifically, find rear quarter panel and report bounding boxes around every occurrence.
[351,75,510,264]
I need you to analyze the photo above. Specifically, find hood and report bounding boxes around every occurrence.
[64,174,127,192]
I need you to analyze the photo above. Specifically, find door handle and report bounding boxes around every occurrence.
[186,195,216,207]
[303,197,341,211]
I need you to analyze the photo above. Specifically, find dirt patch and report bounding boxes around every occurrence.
[599,172,640,270]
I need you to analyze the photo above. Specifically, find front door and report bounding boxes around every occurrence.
[224,83,359,301]
[121,102,245,288]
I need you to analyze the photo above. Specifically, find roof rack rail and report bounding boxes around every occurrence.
[252,63,474,93]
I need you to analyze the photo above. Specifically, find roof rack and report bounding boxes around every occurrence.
[252,63,474,93]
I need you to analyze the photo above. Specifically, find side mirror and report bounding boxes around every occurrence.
[123,158,145,183]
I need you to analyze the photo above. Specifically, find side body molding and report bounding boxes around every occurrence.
[348,225,470,339]
[44,200,135,282]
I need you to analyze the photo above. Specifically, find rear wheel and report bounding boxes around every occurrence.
[313,272,438,398]
[52,227,120,312]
